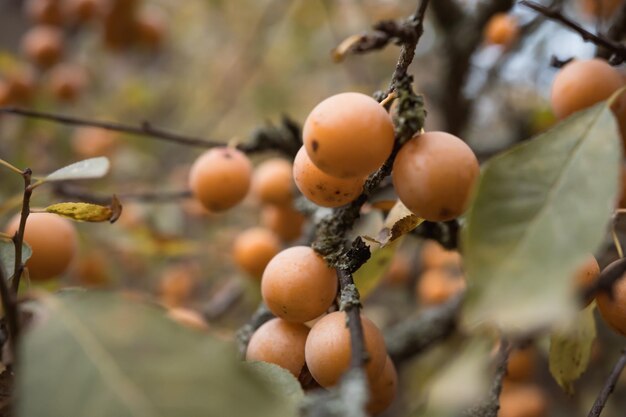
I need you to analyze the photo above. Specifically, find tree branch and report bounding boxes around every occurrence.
[597,1,626,60]
[0,108,302,157]
[11,168,32,294]
[587,348,626,417]
[385,293,462,364]
[521,0,626,64]
[463,339,510,417]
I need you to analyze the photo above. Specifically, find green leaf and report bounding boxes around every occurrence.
[0,240,31,280]
[549,302,597,394]
[18,291,298,417]
[45,157,110,182]
[462,101,621,333]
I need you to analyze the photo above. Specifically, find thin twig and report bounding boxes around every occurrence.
[387,0,430,94]
[587,349,626,417]
[0,107,222,148]
[597,1,626,60]
[0,159,22,175]
[463,339,510,417]
[11,169,32,293]
[0,107,302,157]
[386,293,462,364]
[521,0,626,64]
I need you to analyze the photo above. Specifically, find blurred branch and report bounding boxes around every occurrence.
[588,348,626,417]
[202,279,244,321]
[385,294,462,364]
[597,1,626,59]
[521,0,626,64]
[235,302,274,358]
[436,0,515,135]
[412,219,460,250]
[429,0,464,29]
[52,183,192,206]
[0,108,302,157]
[463,339,510,417]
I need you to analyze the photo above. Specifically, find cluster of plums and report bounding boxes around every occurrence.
[0,0,165,106]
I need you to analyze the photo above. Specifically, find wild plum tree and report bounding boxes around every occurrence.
[1,1,626,417]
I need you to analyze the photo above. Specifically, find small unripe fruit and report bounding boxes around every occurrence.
[63,0,101,24]
[261,204,306,242]
[574,255,600,307]
[47,63,88,102]
[102,0,139,50]
[25,0,63,25]
[72,251,110,287]
[21,25,64,69]
[303,92,395,178]
[420,241,462,270]
[384,253,411,286]
[159,264,197,308]
[0,69,37,106]
[135,7,167,49]
[484,13,519,47]
[596,260,626,336]
[188,147,252,212]
[498,384,547,417]
[232,227,281,280]
[246,318,309,377]
[293,147,364,208]
[367,356,398,415]
[71,127,118,159]
[392,131,479,221]
[167,308,209,331]
[252,158,294,206]
[5,213,77,281]
[261,246,337,323]
[550,59,623,120]
[305,311,387,387]
[506,346,537,382]
[580,0,623,18]
[0,82,13,106]
[416,268,465,306]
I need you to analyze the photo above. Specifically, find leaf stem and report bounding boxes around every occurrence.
[0,158,23,175]
[12,168,33,294]
[612,227,624,258]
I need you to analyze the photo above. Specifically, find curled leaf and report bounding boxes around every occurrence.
[46,203,113,223]
[370,200,423,246]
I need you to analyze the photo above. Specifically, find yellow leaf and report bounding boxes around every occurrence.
[368,200,423,246]
[46,202,113,223]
